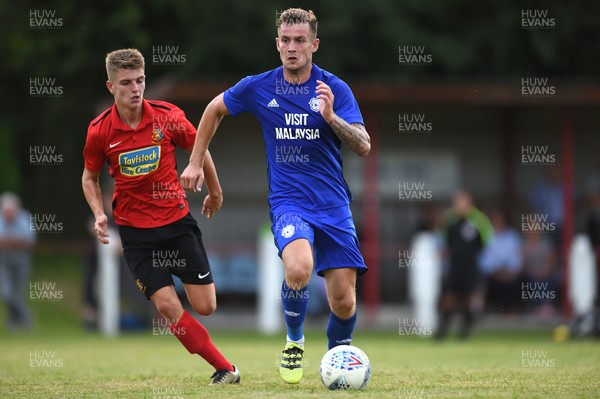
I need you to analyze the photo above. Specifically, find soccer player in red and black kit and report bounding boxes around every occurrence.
[82,48,240,384]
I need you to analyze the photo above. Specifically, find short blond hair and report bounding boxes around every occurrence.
[105,48,145,80]
[277,8,318,39]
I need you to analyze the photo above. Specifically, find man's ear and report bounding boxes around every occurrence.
[106,80,114,94]
[312,37,320,53]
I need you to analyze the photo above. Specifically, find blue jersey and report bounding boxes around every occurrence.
[223,64,363,212]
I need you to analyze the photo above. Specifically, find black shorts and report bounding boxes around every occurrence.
[118,213,213,300]
[443,266,480,296]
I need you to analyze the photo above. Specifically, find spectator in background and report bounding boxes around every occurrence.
[480,210,523,313]
[436,190,493,340]
[583,157,600,335]
[0,192,36,331]
[522,229,558,318]
[527,165,563,248]
[584,157,600,250]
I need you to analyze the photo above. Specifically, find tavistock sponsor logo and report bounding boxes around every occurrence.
[521,145,555,165]
[521,349,555,367]
[152,45,187,65]
[30,350,63,368]
[399,182,432,202]
[521,9,555,29]
[29,78,63,97]
[29,9,63,29]
[30,145,63,166]
[398,45,432,66]
[521,77,556,98]
[119,146,161,177]
[30,213,63,234]
[398,113,432,134]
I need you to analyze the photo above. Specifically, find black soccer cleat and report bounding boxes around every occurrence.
[210,365,241,385]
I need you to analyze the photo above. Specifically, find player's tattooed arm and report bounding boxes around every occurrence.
[316,79,370,157]
[328,116,371,157]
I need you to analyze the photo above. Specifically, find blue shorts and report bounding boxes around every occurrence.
[270,204,367,276]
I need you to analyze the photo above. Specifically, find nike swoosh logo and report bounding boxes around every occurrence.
[198,272,211,279]
[109,141,123,149]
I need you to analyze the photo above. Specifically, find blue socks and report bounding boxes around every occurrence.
[327,311,357,349]
[281,279,358,349]
[281,280,309,342]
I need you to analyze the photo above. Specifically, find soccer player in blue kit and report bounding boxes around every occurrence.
[180,8,371,384]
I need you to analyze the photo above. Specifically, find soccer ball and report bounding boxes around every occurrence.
[319,345,371,390]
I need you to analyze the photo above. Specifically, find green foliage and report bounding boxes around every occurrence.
[1,0,598,237]
[0,122,21,192]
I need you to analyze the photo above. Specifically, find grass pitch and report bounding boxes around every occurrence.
[1,257,598,398]
[1,328,599,398]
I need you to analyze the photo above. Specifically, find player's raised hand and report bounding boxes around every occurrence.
[94,214,110,244]
[201,192,223,219]
[316,80,335,123]
[180,163,205,193]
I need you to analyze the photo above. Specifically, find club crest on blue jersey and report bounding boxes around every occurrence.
[309,97,321,112]
[151,128,164,143]
[281,224,296,238]
[119,146,161,177]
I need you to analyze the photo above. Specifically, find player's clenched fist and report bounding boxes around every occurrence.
[316,80,335,123]
[180,164,205,192]
[94,214,109,244]
[202,193,223,219]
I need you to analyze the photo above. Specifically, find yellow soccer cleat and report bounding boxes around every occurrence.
[279,342,304,384]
